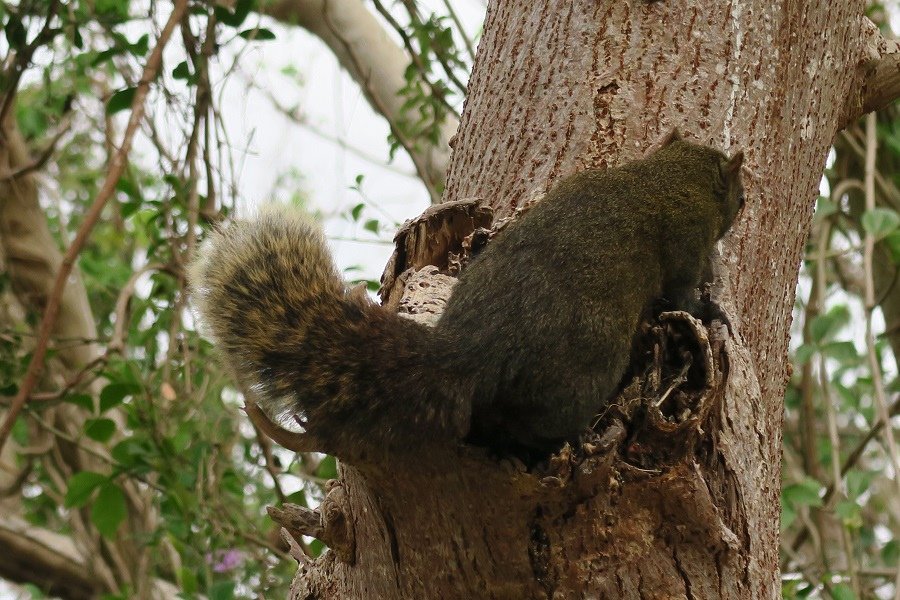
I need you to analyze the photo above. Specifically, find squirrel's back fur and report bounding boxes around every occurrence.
[190,136,744,456]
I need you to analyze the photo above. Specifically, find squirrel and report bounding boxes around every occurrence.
[188,131,744,456]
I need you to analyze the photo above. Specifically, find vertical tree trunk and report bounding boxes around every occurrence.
[288,2,896,598]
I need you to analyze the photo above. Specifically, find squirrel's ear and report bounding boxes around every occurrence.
[646,127,681,155]
[661,128,682,145]
[725,151,744,175]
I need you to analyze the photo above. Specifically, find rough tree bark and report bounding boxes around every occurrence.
[268,2,900,599]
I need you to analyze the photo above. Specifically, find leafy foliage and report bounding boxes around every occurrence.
[0,0,469,596]
[6,0,899,598]
[781,106,900,598]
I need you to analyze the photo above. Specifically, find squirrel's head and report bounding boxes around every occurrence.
[651,128,746,239]
[717,151,745,238]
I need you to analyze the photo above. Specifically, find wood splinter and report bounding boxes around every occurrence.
[278,527,311,565]
[268,504,324,541]
[268,484,356,565]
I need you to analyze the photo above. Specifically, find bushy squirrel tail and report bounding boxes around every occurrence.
[189,206,470,452]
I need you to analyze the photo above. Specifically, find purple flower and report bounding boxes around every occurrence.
[206,549,244,573]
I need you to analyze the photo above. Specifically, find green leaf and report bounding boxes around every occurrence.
[64,471,107,508]
[820,341,858,363]
[85,418,117,442]
[780,503,796,530]
[809,305,850,344]
[91,482,127,538]
[71,25,84,49]
[209,581,235,600]
[116,176,141,199]
[845,470,873,498]
[65,392,95,412]
[793,343,815,365]
[782,479,823,508]
[100,382,140,412]
[834,382,861,411]
[171,423,193,454]
[883,540,899,564]
[172,61,191,81]
[285,490,307,505]
[130,33,149,56]
[179,567,198,594]
[106,87,136,115]
[221,469,243,496]
[830,583,856,600]
[316,455,337,479]
[5,15,26,48]
[17,104,48,138]
[861,207,900,240]
[350,203,364,222]
[238,27,276,41]
[363,219,380,234]
[95,0,131,20]
[815,196,839,218]
[215,0,254,26]
[111,437,152,469]
[883,231,900,265]
[835,500,861,527]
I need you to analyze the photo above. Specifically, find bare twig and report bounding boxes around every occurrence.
[815,217,860,595]
[370,0,463,111]
[797,273,823,480]
[109,263,173,353]
[245,73,417,178]
[839,130,900,211]
[251,423,287,504]
[400,1,468,96]
[0,111,74,181]
[0,0,191,455]
[441,0,476,63]
[323,0,441,203]
[789,394,900,554]
[0,1,61,129]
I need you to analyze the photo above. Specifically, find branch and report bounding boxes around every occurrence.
[0,515,182,600]
[839,18,900,129]
[259,0,456,196]
[0,124,98,374]
[0,1,61,130]
[0,108,73,181]
[320,1,441,203]
[0,0,190,455]
[370,0,463,111]
[0,515,98,600]
[788,394,900,554]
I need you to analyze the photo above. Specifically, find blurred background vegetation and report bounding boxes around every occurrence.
[1,0,899,598]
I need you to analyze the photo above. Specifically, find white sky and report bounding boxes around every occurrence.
[220,0,487,282]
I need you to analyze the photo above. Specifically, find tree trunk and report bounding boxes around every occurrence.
[286,2,900,598]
